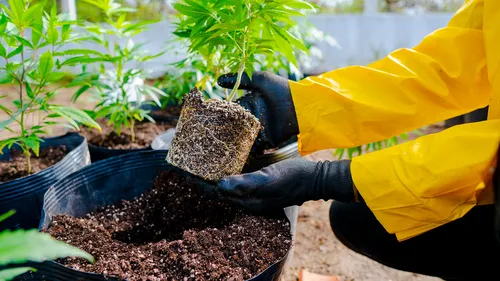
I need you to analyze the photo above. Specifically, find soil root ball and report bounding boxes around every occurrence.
[167,89,261,181]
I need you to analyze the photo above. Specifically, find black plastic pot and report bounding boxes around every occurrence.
[0,132,90,231]
[87,103,180,163]
[153,129,300,174]
[87,143,152,163]
[140,102,181,124]
[8,150,296,281]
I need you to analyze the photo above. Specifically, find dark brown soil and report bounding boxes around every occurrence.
[79,119,175,150]
[167,89,261,181]
[47,170,291,281]
[0,146,68,183]
[151,105,182,120]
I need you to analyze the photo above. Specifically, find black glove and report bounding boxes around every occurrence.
[217,158,357,214]
[217,71,299,155]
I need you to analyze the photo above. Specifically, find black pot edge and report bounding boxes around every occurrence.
[25,150,296,281]
[0,132,89,192]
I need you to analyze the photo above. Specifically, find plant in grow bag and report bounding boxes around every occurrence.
[166,0,315,181]
[71,0,167,144]
[0,210,93,281]
[0,0,100,175]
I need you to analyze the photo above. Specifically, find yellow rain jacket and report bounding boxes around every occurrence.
[289,0,500,241]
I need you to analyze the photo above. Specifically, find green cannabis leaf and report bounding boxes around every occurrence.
[173,0,316,101]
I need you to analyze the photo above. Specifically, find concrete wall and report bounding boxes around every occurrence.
[306,13,454,72]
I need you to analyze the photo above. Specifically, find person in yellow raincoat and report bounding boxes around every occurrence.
[212,0,500,280]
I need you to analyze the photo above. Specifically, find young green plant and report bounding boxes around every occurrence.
[0,0,100,174]
[173,0,316,102]
[0,210,93,281]
[71,0,166,142]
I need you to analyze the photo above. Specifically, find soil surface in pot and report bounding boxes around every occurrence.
[0,146,68,183]
[151,105,181,119]
[47,170,291,281]
[79,119,175,150]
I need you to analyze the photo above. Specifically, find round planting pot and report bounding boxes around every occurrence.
[87,143,152,163]
[87,103,180,163]
[11,150,297,281]
[0,132,90,231]
[140,102,181,124]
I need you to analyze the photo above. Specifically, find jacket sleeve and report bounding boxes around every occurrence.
[290,0,489,155]
[351,120,500,241]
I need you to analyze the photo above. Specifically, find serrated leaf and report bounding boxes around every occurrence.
[49,106,101,132]
[54,49,103,57]
[46,72,65,82]
[73,85,90,102]
[0,210,15,223]
[59,57,106,67]
[0,229,94,266]
[7,45,22,59]
[23,137,40,156]
[38,51,53,78]
[0,267,33,281]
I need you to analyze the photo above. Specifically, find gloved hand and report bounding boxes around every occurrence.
[217,71,299,155]
[216,158,358,214]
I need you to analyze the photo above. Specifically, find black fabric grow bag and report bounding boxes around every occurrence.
[11,150,297,281]
[87,143,151,163]
[0,132,90,231]
[140,103,181,124]
[87,103,179,163]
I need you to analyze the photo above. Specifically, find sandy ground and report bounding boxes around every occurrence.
[278,146,444,281]
[1,85,445,281]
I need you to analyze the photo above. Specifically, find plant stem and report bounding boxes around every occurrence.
[228,38,247,102]
[130,119,135,142]
[19,30,32,173]
[24,149,31,174]
[228,62,245,102]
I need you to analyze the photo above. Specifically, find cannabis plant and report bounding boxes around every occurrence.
[72,0,166,142]
[0,210,93,281]
[173,0,316,102]
[0,0,100,174]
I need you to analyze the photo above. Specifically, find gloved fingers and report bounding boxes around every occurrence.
[218,175,257,197]
[217,73,253,90]
[223,195,285,215]
[192,178,222,200]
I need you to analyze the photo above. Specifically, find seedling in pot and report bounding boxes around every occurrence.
[167,0,315,181]
[0,0,100,174]
[0,210,93,281]
[71,0,167,143]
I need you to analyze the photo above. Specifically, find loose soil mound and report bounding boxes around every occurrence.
[47,170,291,281]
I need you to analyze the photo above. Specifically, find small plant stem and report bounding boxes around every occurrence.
[228,62,245,102]
[24,149,32,174]
[19,30,32,173]
[228,38,247,102]
[130,119,136,142]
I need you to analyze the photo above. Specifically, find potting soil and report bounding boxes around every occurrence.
[79,119,175,150]
[0,146,68,182]
[47,170,291,281]
[151,105,182,120]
